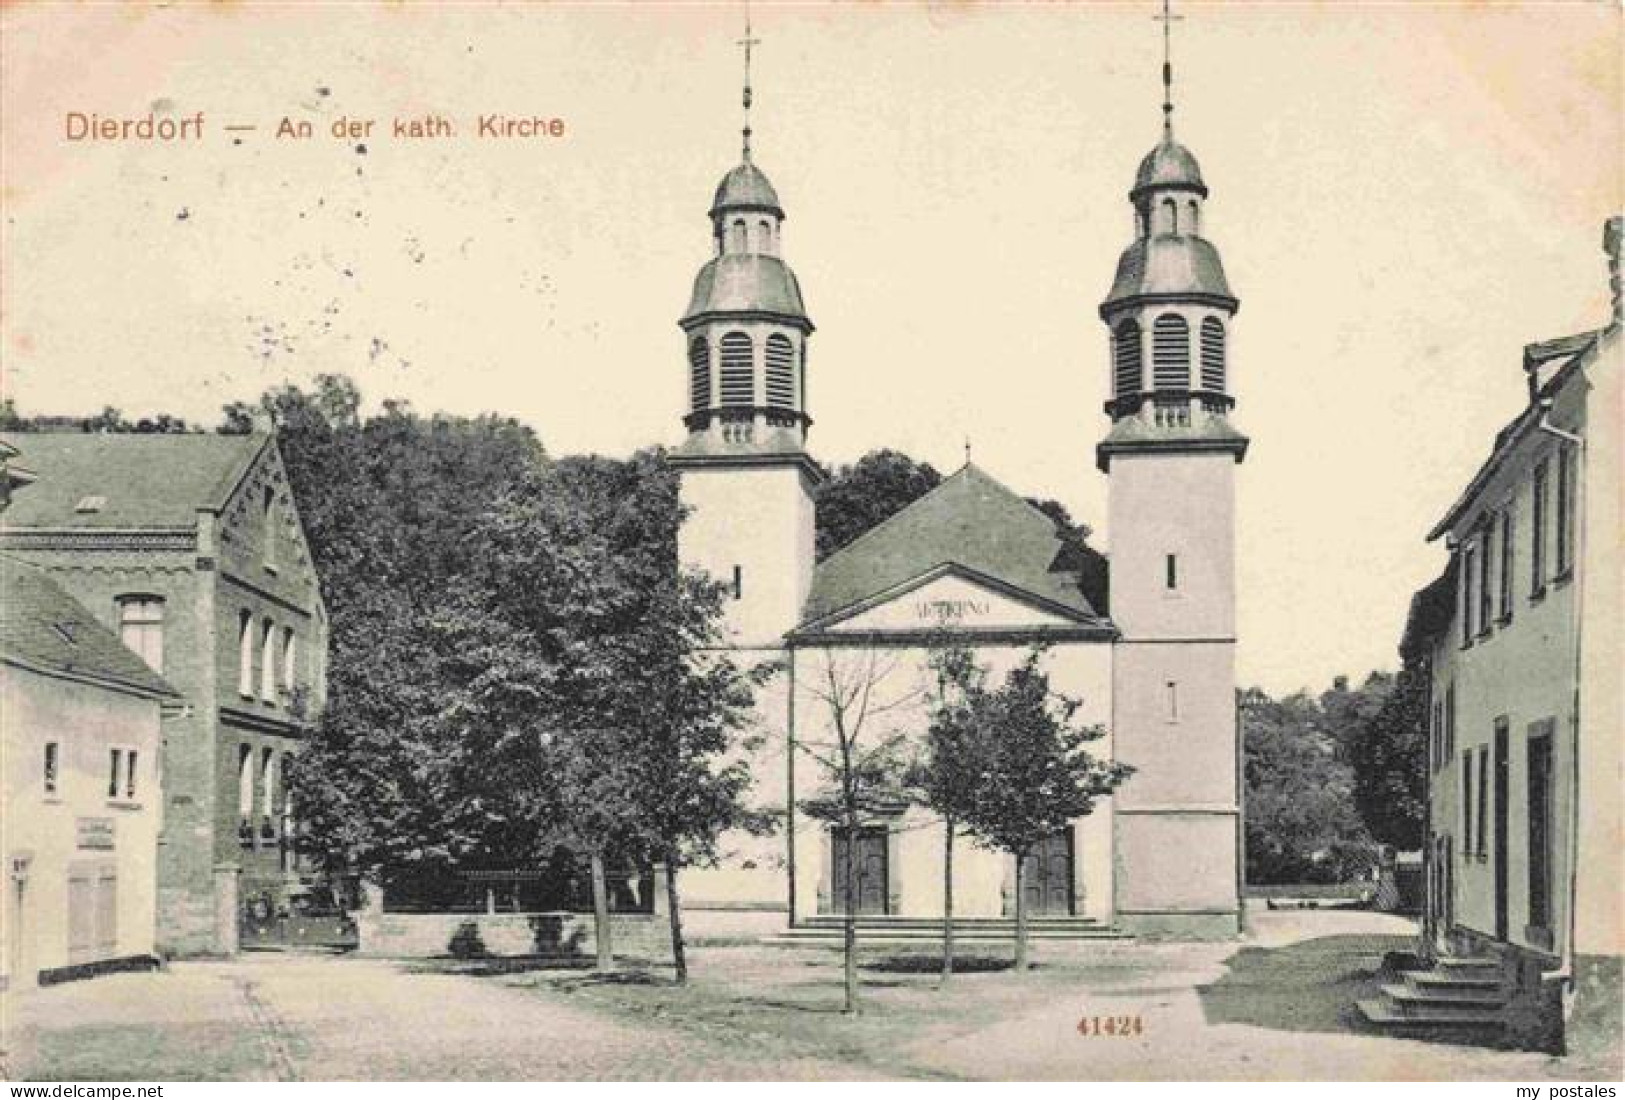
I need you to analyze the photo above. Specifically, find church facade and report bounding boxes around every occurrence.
[670,60,1247,940]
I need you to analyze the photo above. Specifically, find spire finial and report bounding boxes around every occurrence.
[964,436,972,468]
[1154,0,1183,133]
[738,4,761,161]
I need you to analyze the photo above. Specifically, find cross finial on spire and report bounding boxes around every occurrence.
[964,436,973,467]
[738,4,761,161]
[1154,0,1183,132]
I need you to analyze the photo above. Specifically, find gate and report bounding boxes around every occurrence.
[241,882,357,951]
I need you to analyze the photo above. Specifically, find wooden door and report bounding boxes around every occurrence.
[831,827,888,915]
[1020,830,1075,916]
[67,870,95,964]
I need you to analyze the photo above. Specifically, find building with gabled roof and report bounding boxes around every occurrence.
[1360,219,1621,1055]
[670,13,1247,941]
[0,430,329,956]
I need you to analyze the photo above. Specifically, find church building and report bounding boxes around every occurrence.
[671,18,1247,940]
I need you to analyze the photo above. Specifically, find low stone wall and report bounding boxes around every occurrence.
[357,908,673,962]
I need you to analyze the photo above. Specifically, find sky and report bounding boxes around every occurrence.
[2,1,1619,696]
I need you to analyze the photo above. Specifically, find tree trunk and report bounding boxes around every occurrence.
[664,854,688,985]
[590,851,612,971]
[941,819,955,986]
[1013,850,1030,973]
[843,824,860,1015]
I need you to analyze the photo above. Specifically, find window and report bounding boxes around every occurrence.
[718,332,753,406]
[1199,317,1225,391]
[1461,750,1473,855]
[238,744,256,840]
[1445,681,1456,758]
[1112,320,1142,399]
[1460,543,1477,645]
[260,619,277,703]
[1498,508,1515,622]
[108,747,137,801]
[1477,524,1493,635]
[1151,315,1190,389]
[280,754,297,872]
[732,565,743,601]
[729,219,747,252]
[238,610,254,697]
[687,336,710,412]
[757,219,772,253]
[1160,197,1178,234]
[262,486,278,572]
[1556,444,1575,576]
[764,334,795,409]
[116,596,164,673]
[1475,745,1489,859]
[260,748,276,835]
[1527,724,1554,932]
[282,627,298,695]
[1165,553,1179,591]
[1187,199,1200,236]
[44,741,59,795]
[1531,457,1548,595]
[1166,681,1179,722]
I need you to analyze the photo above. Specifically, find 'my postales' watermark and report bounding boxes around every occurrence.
[1515,1087,1617,1099]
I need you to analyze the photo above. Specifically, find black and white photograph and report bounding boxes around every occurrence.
[0,0,1619,1086]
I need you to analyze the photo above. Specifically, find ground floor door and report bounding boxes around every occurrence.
[831,827,888,916]
[67,865,116,965]
[1019,830,1075,916]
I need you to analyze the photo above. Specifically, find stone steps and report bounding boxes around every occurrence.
[1356,955,1507,1039]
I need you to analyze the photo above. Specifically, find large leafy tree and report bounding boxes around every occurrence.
[1347,663,1429,850]
[1241,686,1375,884]
[952,648,1131,972]
[814,449,941,560]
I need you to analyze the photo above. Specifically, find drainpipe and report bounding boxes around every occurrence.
[1534,400,1584,1011]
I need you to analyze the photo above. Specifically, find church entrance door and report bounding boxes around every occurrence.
[830,827,888,916]
[1020,830,1075,916]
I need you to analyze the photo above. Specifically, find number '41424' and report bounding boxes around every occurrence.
[1076,1015,1144,1037]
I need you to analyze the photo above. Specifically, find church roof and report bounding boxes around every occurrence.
[710,162,783,217]
[0,556,179,700]
[683,254,809,324]
[1102,235,1235,312]
[798,464,1108,629]
[0,431,268,529]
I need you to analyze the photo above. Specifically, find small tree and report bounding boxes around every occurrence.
[798,648,921,1014]
[954,648,1132,972]
[908,643,986,985]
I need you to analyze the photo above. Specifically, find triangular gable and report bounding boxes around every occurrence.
[802,565,1099,637]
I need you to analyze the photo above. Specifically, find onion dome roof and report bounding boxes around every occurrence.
[710,162,783,217]
[1101,236,1236,314]
[1132,132,1207,198]
[683,254,809,324]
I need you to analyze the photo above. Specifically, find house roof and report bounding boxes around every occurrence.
[797,463,1109,629]
[0,556,179,699]
[1399,558,1458,665]
[1428,325,1616,540]
[0,431,267,529]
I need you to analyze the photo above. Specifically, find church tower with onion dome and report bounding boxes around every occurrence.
[669,18,822,650]
[1100,2,1248,938]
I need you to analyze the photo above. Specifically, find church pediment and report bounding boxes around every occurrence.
[793,565,1114,643]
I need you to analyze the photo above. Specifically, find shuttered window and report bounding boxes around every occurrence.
[1200,317,1225,391]
[688,336,710,411]
[1152,315,1190,389]
[765,334,795,409]
[718,332,753,406]
[1112,320,1142,398]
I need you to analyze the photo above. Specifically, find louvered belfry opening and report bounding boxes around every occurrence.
[688,335,711,412]
[718,331,754,405]
[1200,318,1225,391]
[764,334,796,409]
[1113,319,1143,399]
[1152,314,1191,389]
